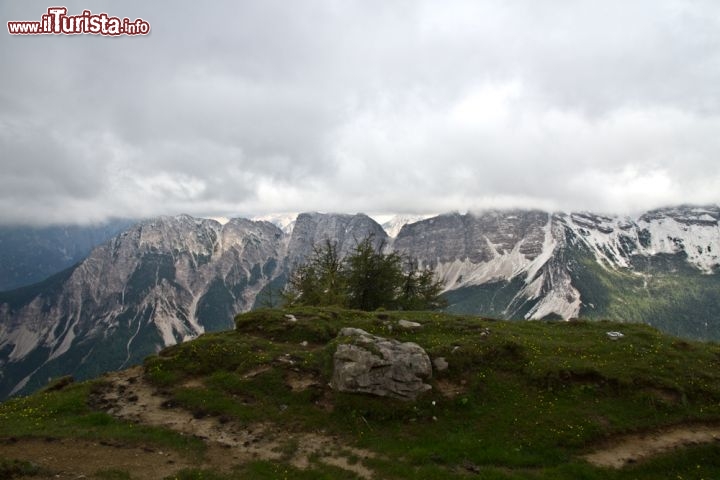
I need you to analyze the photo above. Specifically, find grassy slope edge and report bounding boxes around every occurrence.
[2,307,720,479]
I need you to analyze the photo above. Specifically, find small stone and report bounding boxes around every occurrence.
[606,331,624,340]
[300,340,308,347]
[285,314,298,322]
[398,319,422,329]
[433,357,449,372]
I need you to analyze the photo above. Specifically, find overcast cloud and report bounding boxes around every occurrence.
[2,0,720,225]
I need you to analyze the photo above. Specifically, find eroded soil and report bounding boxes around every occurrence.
[96,366,375,478]
[584,424,720,468]
[0,365,375,479]
[0,437,195,479]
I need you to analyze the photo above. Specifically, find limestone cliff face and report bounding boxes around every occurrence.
[394,210,548,270]
[393,210,579,319]
[0,215,288,398]
[395,206,720,323]
[286,212,388,267]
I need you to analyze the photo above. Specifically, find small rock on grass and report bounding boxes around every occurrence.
[433,357,449,372]
[398,319,422,329]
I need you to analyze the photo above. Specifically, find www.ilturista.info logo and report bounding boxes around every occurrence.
[7,7,150,36]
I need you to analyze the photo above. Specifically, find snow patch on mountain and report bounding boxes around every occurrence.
[252,213,298,235]
[559,213,636,269]
[207,216,230,225]
[525,215,557,282]
[637,216,720,273]
[375,214,435,238]
[558,206,720,274]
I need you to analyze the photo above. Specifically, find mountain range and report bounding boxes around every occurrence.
[1,206,719,399]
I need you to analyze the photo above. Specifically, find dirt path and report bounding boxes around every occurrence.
[0,437,195,479]
[92,366,375,479]
[584,424,720,468]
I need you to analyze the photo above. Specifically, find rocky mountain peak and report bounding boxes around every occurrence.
[287,213,388,266]
[395,210,549,266]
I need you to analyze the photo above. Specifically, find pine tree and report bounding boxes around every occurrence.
[284,240,345,307]
[398,259,447,310]
[284,236,445,311]
[344,237,403,311]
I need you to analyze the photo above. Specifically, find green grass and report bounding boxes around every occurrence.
[164,461,363,480]
[4,307,720,479]
[0,457,47,478]
[568,245,720,341]
[137,308,720,478]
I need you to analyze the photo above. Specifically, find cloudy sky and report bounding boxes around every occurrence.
[2,1,720,225]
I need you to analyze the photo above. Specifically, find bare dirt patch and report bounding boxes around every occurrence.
[286,371,321,392]
[584,424,720,468]
[90,366,376,478]
[434,379,467,399]
[0,437,193,479]
[180,377,206,389]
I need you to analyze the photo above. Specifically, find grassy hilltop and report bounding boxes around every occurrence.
[2,308,720,479]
